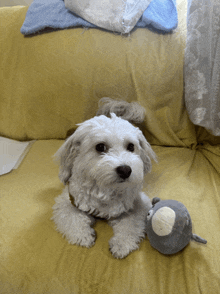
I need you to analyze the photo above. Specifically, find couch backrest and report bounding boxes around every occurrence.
[1,6,219,147]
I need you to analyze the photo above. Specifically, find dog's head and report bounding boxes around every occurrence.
[54,114,156,193]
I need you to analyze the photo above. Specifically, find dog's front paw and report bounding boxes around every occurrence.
[66,227,96,248]
[109,235,139,259]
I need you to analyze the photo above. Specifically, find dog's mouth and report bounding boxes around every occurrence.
[119,177,127,182]
[116,177,130,184]
[99,177,129,187]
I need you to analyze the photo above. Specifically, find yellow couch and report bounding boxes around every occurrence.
[1,2,220,293]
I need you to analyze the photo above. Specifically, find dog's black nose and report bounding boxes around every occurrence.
[116,165,132,180]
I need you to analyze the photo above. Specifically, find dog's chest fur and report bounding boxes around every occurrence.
[68,180,141,219]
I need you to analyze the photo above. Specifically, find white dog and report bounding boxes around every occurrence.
[52,98,156,259]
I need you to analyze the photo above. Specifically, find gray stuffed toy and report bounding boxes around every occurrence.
[146,198,207,255]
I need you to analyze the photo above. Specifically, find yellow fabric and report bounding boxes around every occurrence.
[1,2,220,293]
[0,3,198,147]
[0,140,220,293]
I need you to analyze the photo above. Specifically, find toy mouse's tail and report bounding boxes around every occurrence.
[96,97,145,124]
[191,234,207,244]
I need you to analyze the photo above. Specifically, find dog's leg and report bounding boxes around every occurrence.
[108,197,150,259]
[52,188,96,248]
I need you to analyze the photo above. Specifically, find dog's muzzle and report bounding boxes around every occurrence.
[116,165,132,180]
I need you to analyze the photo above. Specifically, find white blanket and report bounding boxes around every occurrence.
[64,0,153,34]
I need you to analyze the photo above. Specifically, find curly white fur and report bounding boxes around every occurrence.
[96,97,146,123]
[52,100,156,259]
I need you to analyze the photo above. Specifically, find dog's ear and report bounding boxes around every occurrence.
[54,134,80,185]
[138,132,157,174]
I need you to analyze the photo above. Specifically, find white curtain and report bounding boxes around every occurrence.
[184,0,220,136]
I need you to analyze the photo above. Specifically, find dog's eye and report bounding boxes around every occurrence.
[127,143,134,152]
[96,143,107,153]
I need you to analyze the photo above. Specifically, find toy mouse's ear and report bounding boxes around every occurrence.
[152,197,161,206]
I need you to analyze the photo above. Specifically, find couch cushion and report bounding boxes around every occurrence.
[0,3,199,147]
[1,140,219,293]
